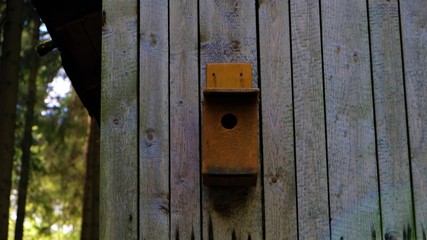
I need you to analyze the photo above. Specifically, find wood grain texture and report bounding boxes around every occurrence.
[139,0,170,239]
[321,1,381,238]
[169,0,201,239]
[199,0,262,239]
[368,0,415,238]
[258,1,297,238]
[400,0,427,237]
[100,0,138,239]
[200,0,258,85]
[290,0,331,238]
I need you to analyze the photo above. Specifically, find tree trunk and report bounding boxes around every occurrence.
[14,16,40,240]
[0,0,24,238]
[81,118,100,240]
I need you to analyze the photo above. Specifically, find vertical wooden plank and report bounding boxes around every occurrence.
[400,0,427,237]
[258,1,297,239]
[321,1,381,238]
[199,1,262,239]
[368,0,415,238]
[139,0,169,239]
[290,0,331,238]
[169,0,201,239]
[100,0,138,239]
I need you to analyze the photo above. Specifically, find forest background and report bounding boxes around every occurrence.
[0,0,99,239]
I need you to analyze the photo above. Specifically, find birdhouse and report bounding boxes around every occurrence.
[202,63,259,186]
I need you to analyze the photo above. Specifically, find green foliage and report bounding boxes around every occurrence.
[11,87,89,239]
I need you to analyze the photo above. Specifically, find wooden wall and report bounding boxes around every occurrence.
[100,0,427,239]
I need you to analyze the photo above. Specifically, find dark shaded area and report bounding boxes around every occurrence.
[208,214,214,240]
[31,0,101,125]
[80,118,100,239]
[208,187,251,216]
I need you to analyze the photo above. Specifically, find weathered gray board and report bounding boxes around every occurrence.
[101,0,427,239]
[101,0,138,239]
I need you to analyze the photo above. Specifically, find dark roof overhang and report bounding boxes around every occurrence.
[32,0,102,124]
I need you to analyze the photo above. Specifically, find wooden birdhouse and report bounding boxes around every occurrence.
[202,63,259,186]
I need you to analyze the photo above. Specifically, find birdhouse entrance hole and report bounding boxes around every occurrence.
[221,113,237,129]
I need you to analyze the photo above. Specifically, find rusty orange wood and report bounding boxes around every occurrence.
[206,62,252,88]
[202,63,259,186]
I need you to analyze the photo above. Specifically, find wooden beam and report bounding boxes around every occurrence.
[322,0,381,238]
[368,0,415,238]
[258,0,298,238]
[291,0,331,238]
[139,0,170,239]
[169,0,201,238]
[100,0,138,239]
[400,0,427,238]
